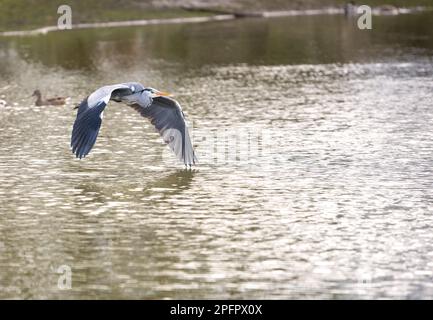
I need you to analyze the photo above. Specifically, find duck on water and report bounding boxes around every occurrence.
[32,90,68,106]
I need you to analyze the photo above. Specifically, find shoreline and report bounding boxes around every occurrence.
[0,6,431,37]
[0,14,235,37]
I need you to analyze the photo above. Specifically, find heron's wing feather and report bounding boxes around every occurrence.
[71,99,106,159]
[71,84,130,159]
[130,96,197,165]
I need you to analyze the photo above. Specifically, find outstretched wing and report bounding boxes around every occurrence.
[130,96,197,166]
[71,84,131,159]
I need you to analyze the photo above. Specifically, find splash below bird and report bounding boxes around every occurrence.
[71,82,197,166]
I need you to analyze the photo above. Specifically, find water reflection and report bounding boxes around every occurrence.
[1,12,432,73]
[73,169,196,210]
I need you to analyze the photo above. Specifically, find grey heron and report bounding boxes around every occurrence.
[71,82,197,166]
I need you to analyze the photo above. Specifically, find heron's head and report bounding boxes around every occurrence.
[118,84,171,107]
[142,87,171,98]
[120,83,170,98]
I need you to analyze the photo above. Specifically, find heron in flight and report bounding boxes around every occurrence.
[71,82,197,166]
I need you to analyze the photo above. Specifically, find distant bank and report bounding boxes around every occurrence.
[0,5,431,37]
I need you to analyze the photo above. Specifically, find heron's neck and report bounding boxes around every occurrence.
[139,94,153,108]
[122,92,152,108]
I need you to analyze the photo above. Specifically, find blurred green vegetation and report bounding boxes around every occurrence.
[0,0,432,32]
[210,0,433,11]
[0,0,212,31]
[3,11,432,72]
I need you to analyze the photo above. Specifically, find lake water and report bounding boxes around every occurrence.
[0,12,433,299]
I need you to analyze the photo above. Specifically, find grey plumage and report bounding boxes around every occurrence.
[71,82,197,166]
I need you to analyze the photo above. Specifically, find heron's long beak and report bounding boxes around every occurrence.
[153,90,171,97]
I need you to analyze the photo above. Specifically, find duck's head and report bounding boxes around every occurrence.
[32,90,41,98]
